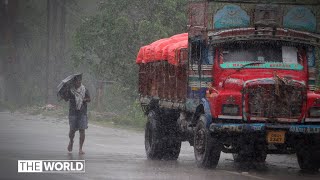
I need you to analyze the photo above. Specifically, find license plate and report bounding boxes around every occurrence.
[267,131,286,144]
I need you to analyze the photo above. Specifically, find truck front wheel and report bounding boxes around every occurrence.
[297,147,320,171]
[194,116,221,168]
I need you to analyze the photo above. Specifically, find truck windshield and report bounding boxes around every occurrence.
[220,45,303,70]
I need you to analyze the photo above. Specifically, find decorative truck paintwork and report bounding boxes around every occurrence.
[138,0,320,171]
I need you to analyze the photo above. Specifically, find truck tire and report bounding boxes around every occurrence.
[145,109,182,160]
[145,110,164,160]
[297,147,320,171]
[162,139,181,160]
[162,121,181,160]
[194,116,221,168]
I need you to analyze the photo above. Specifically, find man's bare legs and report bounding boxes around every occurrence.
[79,129,85,154]
[68,129,75,152]
[67,129,85,154]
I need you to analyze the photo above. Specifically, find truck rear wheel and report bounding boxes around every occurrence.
[162,139,181,160]
[145,110,164,160]
[145,109,181,160]
[162,120,181,160]
[194,116,221,168]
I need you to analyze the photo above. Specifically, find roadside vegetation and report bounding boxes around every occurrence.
[71,0,187,129]
[0,0,187,129]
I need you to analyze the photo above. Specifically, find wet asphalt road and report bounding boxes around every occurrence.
[0,111,320,180]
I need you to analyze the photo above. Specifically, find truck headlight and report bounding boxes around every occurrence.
[309,107,320,117]
[222,104,239,116]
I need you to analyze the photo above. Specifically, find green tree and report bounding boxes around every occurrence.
[72,0,188,114]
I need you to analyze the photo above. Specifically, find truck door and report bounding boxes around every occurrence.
[186,39,213,112]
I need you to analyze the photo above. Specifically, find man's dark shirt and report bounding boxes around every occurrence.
[66,88,90,116]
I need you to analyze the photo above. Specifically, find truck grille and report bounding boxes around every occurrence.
[247,83,304,119]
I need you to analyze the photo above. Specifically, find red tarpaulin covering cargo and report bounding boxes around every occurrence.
[167,40,188,65]
[158,37,187,61]
[136,33,188,65]
[154,33,188,60]
[136,46,146,64]
[145,38,169,63]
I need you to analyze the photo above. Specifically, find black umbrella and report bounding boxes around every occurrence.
[57,73,82,101]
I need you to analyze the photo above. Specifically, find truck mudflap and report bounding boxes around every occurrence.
[209,123,320,134]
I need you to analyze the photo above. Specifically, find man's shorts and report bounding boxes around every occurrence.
[69,115,88,131]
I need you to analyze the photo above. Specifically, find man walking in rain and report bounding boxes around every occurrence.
[64,75,90,154]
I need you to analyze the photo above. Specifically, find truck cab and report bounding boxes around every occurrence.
[209,44,307,122]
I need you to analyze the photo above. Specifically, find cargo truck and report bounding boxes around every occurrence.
[136,0,320,171]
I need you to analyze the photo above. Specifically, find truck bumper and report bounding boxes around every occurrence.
[209,123,320,134]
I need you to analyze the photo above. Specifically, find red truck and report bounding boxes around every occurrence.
[136,0,320,171]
